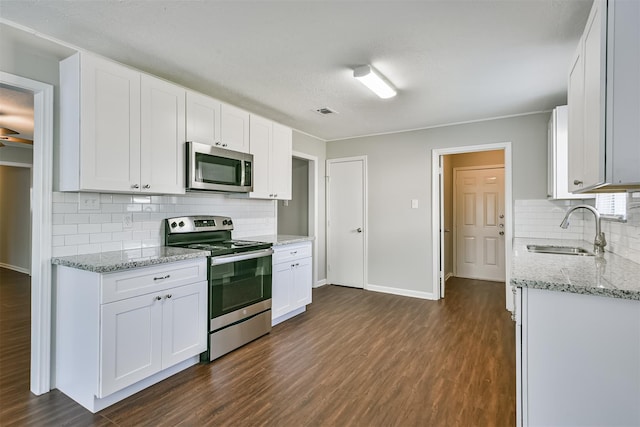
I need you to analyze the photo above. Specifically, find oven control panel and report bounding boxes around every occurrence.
[165,215,234,234]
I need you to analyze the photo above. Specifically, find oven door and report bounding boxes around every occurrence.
[209,248,273,320]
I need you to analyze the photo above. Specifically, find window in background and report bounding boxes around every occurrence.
[595,193,627,222]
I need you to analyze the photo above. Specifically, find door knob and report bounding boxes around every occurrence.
[499,231,505,236]
[357,228,362,233]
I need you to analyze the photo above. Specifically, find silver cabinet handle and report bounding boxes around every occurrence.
[222,143,228,147]
[290,251,297,255]
[155,295,162,301]
[131,184,140,189]
[574,179,583,185]
[274,194,277,197]
[154,274,170,281]
[165,294,172,299]
[357,228,363,233]
[215,142,221,146]
[143,184,150,189]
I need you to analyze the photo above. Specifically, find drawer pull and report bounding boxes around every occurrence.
[154,274,171,281]
[290,251,297,255]
[155,295,162,301]
[165,294,172,299]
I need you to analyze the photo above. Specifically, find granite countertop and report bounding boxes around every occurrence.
[51,246,209,273]
[243,234,315,246]
[511,238,640,301]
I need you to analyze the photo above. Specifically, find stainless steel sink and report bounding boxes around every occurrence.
[527,244,594,256]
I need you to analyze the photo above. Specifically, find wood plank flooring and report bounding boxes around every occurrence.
[1,268,515,426]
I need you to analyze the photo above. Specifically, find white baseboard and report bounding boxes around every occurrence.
[445,272,453,281]
[0,262,31,275]
[313,279,327,288]
[367,283,437,300]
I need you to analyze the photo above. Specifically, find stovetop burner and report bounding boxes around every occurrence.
[164,216,272,257]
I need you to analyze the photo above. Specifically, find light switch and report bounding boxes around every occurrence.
[411,199,419,209]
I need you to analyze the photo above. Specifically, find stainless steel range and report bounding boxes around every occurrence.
[164,215,273,361]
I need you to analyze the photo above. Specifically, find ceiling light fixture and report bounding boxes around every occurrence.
[353,65,397,99]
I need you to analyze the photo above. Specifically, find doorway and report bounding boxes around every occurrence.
[277,151,319,286]
[1,72,54,395]
[326,156,367,289]
[432,143,514,311]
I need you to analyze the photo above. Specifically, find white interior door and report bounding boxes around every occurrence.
[455,167,505,281]
[327,157,366,289]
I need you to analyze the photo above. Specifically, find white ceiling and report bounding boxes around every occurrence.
[0,84,33,138]
[0,0,592,141]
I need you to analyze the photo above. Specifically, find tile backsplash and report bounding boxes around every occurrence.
[52,192,276,257]
[514,199,586,240]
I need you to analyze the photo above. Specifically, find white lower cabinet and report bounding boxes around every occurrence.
[55,258,207,413]
[271,242,312,325]
[516,287,640,426]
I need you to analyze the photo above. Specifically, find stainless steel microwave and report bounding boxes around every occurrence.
[186,141,253,193]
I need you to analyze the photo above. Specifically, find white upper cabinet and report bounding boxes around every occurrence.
[185,91,221,147]
[548,106,592,200]
[568,0,640,193]
[60,52,186,194]
[248,115,292,200]
[220,103,250,153]
[140,74,185,194]
[186,92,250,153]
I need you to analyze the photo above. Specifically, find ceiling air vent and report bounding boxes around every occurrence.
[314,107,338,115]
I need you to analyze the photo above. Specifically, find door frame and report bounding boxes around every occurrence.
[1,72,54,394]
[290,150,320,287]
[431,142,514,311]
[452,164,505,279]
[326,156,368,289]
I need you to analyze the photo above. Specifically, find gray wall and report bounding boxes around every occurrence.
[278,157,309,235]
[0,165,32,272]
[292,131,327,283]
[327,113,548,295]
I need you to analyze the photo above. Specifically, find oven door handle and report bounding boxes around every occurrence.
[210,248,274,266]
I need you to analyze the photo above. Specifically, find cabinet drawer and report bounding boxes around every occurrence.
[102,259,207,303]
[272,242,312,264]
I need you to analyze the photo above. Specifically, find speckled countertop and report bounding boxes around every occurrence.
[243,235,315,246]
[51,246,209,273]
[512,238,640,300]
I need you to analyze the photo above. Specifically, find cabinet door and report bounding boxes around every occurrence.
[220,103,250,153]
[100,293,162,398]
[292,257,312,308]
[140,75,186,194]
[582,0,607,189]
[271,123,293,200]
[186,91,221,146]
[80,54,141,192]
[272,262,293,319]
[249,115,273,199]
[567,44,585,193]
[161,281,207,368]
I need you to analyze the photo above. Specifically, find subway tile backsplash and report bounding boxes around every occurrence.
[52,192,276,257]
[514,199,586,240]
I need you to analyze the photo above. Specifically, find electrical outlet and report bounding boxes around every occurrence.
[79,192,100,210]
[122,213,133,229]
[411,199,419,209]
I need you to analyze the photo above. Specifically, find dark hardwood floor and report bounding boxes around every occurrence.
[1,268,515,426]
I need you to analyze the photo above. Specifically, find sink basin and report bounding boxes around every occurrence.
[527,244,594,256]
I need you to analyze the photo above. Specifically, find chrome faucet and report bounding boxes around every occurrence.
[560,204,607,255]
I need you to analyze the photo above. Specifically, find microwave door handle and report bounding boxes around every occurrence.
[210,248,274,266]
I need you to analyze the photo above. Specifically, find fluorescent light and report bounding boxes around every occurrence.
[353,65,397,99]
